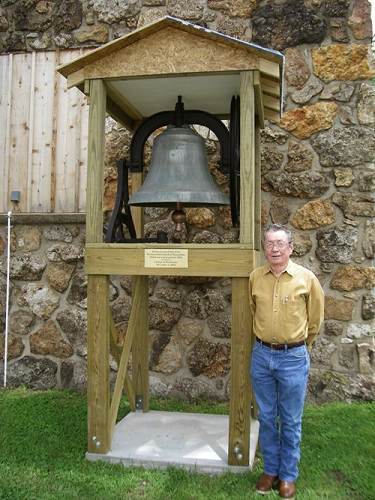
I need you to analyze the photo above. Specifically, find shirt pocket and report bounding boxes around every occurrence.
[281,294,306,331]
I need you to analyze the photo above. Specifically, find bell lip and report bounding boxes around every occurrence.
[128,192,230,207]
[128,202,230,207]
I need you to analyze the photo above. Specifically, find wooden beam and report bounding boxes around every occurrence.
[106,82,143,122]
[84,79,90,96]
[128,173,149,412]
[228,71,255,467]
[86,79,106,243]
[259,59,280,80]
[106,95,136,131]
[263,94,280,112]
[250,251,260,420]
[67,69,85,89]
[239,71,255,246]
[87,275,111,453]
[254,121,261,251]
[130,172,144,238]
[131,275,149,412]
[86,79,110,454]
[260,77,280,98]
[109,314,136,411]
[110,276,144,433]
[254,71,265,129]
[85,244,255,277]
[264,107,280,123]
[229,277,253,466]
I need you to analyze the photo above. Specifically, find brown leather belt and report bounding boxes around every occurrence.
[256,337,306,350]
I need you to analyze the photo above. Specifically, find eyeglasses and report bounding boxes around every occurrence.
[265,241,291,250]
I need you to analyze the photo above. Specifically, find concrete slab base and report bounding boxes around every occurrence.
[86,410,259,474]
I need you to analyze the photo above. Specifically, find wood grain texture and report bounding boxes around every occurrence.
[239,71,255,246]
[86,79,106,243]
[58,17,282,80]
[229,71,256,466]
[110,276,144,432]
[30,52,55,212]
[260,77,280,97]
[130,275,149,412]
[78,27,258,81]
[263,94,280,112]
[228,277,252,466]
[0,53,11,212]
[264,107,280,123]
[85,244,254,277]
[109,314,136,411]
[55,52,82,212]
[130,172,144,238]
[78,93,89,213]
[254,71,265,129]
[8,53,32,212]
[250,251,261,419]
[0,50,90,214]
[254,121,262,251]
[259,59,280,79]
[87,275,110,453]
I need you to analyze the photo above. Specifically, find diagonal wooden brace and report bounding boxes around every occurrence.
[109,314,136,411]
[110,277,144,433]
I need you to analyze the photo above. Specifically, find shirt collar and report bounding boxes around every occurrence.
[262,259,296,277]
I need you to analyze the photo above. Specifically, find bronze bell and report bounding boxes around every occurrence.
[128,125,229,207]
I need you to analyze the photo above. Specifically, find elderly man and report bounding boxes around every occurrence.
[249,224,324,499]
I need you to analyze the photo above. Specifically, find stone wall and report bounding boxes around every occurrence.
[0,0,374,403]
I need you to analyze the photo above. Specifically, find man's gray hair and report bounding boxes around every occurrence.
[264,224,293,243]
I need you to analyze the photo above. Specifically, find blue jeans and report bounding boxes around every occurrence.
[250,341,310,482]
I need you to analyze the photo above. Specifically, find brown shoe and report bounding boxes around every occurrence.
[279,480,296,499]
[256,473,279,495]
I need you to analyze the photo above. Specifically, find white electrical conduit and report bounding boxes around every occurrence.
[3,211,12,388]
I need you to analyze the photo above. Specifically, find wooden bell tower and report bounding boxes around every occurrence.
[58,16,283,468]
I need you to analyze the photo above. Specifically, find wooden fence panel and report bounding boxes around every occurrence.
[9,53,33,212]
[0,54,11,213]
[0,50,89,214]
[30,52,56,212]
[78,96,89,212]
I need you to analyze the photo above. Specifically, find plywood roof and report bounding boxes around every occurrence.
[58,17,284,126]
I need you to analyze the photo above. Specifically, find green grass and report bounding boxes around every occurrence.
[0,388,374,499]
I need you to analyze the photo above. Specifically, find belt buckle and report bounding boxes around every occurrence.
[270,342,279,350]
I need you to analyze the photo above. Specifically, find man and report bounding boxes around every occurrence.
[249,224,324,499]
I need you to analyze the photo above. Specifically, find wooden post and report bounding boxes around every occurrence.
[254,119,261,251]
[130,172,149,411]
[229,71,254,466]
[251,118,262,419]
[87,276,110,453]
[239,71,255,247]
[86,79,111,454]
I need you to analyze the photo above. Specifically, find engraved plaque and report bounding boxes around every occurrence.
[144,249,188,268]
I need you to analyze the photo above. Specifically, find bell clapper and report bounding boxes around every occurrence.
[171,203,186,233]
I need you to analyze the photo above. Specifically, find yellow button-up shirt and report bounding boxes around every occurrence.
[249,260,324,346]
